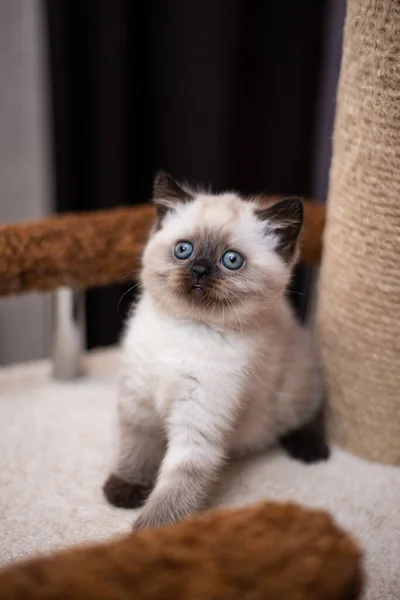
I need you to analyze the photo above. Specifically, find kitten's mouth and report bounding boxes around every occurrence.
[191,284,204,296]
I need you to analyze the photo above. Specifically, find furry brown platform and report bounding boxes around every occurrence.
[0,502,362,600]
[0,199,325,297]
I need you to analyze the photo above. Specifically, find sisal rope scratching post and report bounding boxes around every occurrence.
[317,0,400,463]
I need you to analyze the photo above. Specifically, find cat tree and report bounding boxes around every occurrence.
[1,1,400,597]
[0,502,362,600]
[317,0,400,465]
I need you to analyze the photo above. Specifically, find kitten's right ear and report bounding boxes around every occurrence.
[152,171,192,224]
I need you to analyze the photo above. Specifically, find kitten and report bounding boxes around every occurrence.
[103,171,329,529]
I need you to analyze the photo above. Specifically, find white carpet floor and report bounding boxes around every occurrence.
[0,349,399,599]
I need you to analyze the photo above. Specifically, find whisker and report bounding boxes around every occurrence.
[149,283,174,296]
[204,298,218,327]
[230,293,262,333]
[286,287,305,297]
[117,283,140,312]
[122,269,140,281]
[230,300,243,334]
[223,293,243,335]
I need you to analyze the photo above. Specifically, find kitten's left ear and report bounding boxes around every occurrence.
[152,171,193,223]
[255,197,303,262]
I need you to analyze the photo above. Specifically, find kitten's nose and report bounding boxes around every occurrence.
[191,262,212,279]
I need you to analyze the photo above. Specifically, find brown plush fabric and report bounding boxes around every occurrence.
[0,199,325,298]
[0,502,362,600]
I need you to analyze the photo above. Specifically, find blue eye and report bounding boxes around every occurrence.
[221,250,244,270]
[174,241,194,260]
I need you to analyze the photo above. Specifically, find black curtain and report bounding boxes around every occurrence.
[43,0,344,350]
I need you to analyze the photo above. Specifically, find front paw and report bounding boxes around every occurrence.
[103,474,152,509]
[132,505,181,531]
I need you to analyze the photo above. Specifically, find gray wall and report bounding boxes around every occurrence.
[0,0,51,365]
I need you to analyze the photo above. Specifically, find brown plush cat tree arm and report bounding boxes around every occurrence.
[0,502,362,600]
[0,199,325,297]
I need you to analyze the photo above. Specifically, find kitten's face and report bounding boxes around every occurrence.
[141,172,303,329]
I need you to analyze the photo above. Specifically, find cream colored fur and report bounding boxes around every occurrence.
[107,188,322,529]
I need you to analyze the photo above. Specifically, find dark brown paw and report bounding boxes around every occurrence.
[102,474,151,509]
[280,429,330,464]
[280,406,330,464]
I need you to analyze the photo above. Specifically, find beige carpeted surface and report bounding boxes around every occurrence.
[0,349,399,599]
